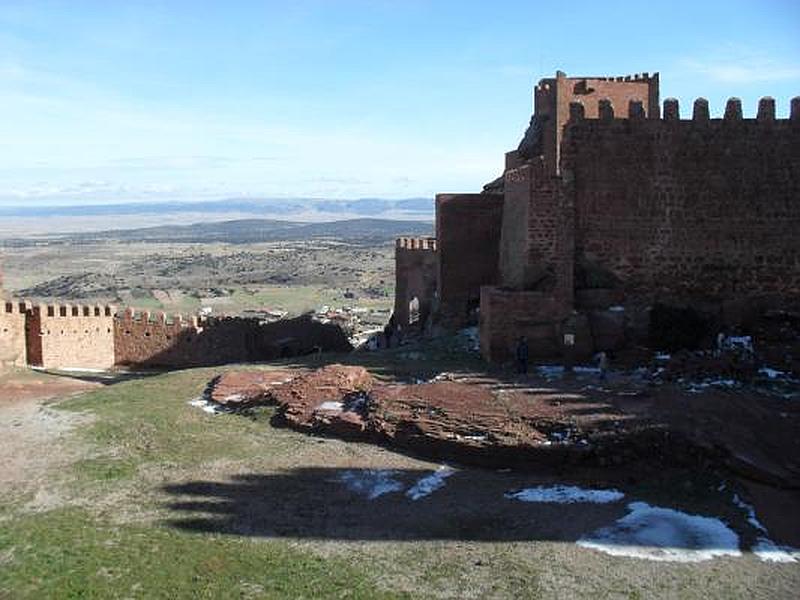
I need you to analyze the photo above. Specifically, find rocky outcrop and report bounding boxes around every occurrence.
[270,364,373,437]
[206,370,297,407]
[203,364,800,486]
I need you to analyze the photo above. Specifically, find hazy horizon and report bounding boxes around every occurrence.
[1,1,798,207]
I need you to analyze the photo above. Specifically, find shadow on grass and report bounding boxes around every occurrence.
[160,466,746,558]
[162,467,625,542]
[35,367,164,386]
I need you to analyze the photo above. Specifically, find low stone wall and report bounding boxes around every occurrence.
[479,286,570,362]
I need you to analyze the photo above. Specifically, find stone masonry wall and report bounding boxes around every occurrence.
[115,310,352,368]
[0,301,29,367]
[535,72,659,172]
[393,237,438,330]
[27,304,115,369]
[479,286,571,362]
[436,193,504,328]
[561,96,800,303]
[114,309,207,367]
[499,156,573,304]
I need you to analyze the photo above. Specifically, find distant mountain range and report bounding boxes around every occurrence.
[0,197,434,218]
[2,217,434,246]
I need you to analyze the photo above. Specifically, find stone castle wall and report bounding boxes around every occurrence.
[114,309,208,367]
[393,237,438,330]
[562,96,800,302]
[435,193,504,327]
[480,94,800,362]
[0,301,29,367]
[114,309,352,368]
[26,304,116,370]
[479,286,570,362]
[499,157,573,303]
[0,302,352,371]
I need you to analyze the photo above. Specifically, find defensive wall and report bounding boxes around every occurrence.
[563,96,800,301]
[0,302,352,371]
[480,94,800,362]
[435,193,504,328]
[25,304,116,370]
[115,309,351,368]
[393,237,438,331]
[0,301,29,368]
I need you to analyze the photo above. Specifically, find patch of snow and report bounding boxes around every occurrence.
[730,494,799,563]
[759,367,785,380]
[406,467,454,500]
[573,366,601,375]
[336,469,403,500]
[458,433,488,442]
[731,494,767,533]
[687,379,739,393]
[317,401,343,411]
[506,485,624,504]
[609,305,626,312]
[188,397,225,415]
[752,537,799,563]
[537,365,565,379]
[655,353,671,361]
[577,502,741,562]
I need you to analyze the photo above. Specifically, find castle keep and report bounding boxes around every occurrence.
[394,71,800,361]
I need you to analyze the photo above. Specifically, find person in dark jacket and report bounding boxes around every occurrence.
[516,336,529,375]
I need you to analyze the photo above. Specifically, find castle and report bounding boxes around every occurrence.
[394,71,800,361]
[3,70,799,370]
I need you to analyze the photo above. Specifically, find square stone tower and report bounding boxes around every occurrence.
[533,71,659,173]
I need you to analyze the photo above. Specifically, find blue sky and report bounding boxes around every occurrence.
[0,0,798,206]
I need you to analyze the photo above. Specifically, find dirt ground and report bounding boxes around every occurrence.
[0,369,101,507]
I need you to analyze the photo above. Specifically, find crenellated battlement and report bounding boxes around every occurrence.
[115,307,202,328]
[567,96,800,123]
[33,303,116,319]
[396,237,438,251]
[535,72,658,92]
[3,300,32,315]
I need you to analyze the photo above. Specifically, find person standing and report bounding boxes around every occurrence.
[597,351,608,381]
[516,336,529,375]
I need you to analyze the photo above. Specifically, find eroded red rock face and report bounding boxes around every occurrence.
[207,370,297,407]
[203,365,800,488]
[369,382,547,448]
[268,365,373,437]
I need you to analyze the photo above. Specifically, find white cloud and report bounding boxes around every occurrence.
[681,48,800,84]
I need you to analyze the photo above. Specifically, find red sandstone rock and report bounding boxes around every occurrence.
[205,364,800,487]
[271,364,373,432]
[207,369,297,407]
